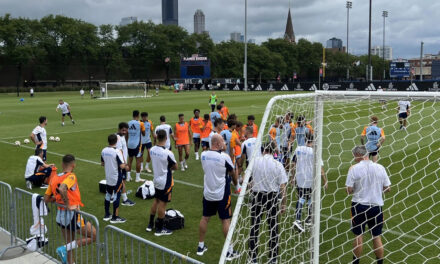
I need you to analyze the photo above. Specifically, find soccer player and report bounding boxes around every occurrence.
[197,134,238,259]
[101,86,106,97]
[141,112,155,173]
[269,117,282,154]
[30,116,48,161]
[290,115,313,147]
[90,88,94,98]
[280,113,293,167]
[200,114,212,151]
[155,85,159,96]
[377,86,387,109]
[210,105,222,124]
[291,134,327,232]
[209,91,217,112]
[146,130,178,236]
[115,122,135,206]
[101,134,127,223]
[175,113,191,171]
[243,115,258,138]
[219,101,229,121]
[249,141,288,264]
[25,149,54,189]
[44,154,96,264]
[80,88,84,98]
[190,109,202,160]
[30,87,34,97]
[127,110,146,183]
[220,119,235,159]
[154,115,175,150]
[360,116,385,162]
[397,100,411,130]
[346,146,391,264]
[56,99,75,126]
[240,126,257,168]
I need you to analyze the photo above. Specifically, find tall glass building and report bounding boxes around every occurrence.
[162,0,178,25]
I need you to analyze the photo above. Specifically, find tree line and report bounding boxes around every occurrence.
[0,14,389,87]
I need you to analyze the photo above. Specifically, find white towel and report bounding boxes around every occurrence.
[30,193,48,236]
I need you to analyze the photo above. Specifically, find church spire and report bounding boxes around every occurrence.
[284,7,295,44]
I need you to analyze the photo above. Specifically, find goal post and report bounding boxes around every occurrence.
[99,82,147,99]
[220,91,440,264]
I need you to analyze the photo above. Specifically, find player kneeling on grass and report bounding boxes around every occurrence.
[44,154,96,264]
[25,148,55,189]
[360,116,385,163]
[197,134,239,260]
[175,113,192,171]
[56,99,75,126]
[291,134,327,233]
[248,141,287,264]
[101,134,128,224]
[146,130,178,236]
[346,146,391,264]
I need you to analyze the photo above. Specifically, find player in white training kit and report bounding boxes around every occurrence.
[154,116,175,150]
[25,148,54,189]
[116,122,135,206]
[397,100,411,130]
[127,110,146,183]
[240,126,258,168]
[56,99,75,126]
[30,116,48,161]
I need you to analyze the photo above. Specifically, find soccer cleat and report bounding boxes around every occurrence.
[26,180,32,190]
[195,153,199,160]
[40,184,49,189]
[61,122,64,126]
[399,125,403,130]
[225,250,240,261]
[154,228,173,236]
[146,223,154,232]
[181,166,185,171]
[145,168,152,173]
[305,217,312,227]
[72,120,75,124]
[184,161,188,169]
[121,199,136,206]
[110,216,126,224]
[293,220,305,233]
[56,245,68,264]
[126,176,132,182]
[103,214,112,221]
[196,245,208,256]
[135,178,145,183]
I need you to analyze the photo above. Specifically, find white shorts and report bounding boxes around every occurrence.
[193,133,200,138]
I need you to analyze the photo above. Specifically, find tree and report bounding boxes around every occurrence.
[98,24,128,81]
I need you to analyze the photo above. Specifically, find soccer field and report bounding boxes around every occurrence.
[0,90,439,263]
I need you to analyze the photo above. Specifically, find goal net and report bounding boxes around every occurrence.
[99,82,147,99]
[220,91,440,264]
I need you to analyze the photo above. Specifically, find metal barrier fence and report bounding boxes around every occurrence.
[0,181,15,258]
[14,187,101,263]
[104,225,203,264]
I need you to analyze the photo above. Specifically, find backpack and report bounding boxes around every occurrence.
[135,181,155,200]
[156,209,184,230]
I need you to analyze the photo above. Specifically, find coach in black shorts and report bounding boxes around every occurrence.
[346,146,391,264]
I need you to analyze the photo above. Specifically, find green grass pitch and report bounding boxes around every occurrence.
[0,90,439,263]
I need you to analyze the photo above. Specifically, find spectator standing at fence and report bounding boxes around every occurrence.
[25,148,54,189]
[146,130,178,236]
[197,134,239,259]
[101,134,128,224]
[44,154,96,264]
[30,116,48,161]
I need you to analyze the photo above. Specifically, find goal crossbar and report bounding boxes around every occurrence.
[99,82,147,99]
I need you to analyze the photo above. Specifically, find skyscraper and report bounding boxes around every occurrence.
[162,0,178,26]
[194,9,205,34]
[284,8,295,43]
[230,32,243,42]
[326,37,343,49]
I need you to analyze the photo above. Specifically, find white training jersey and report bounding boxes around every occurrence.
[241,137,258,163]
[398,101,411,113]
[32,125,47,150]
[80,89,84,95]
[150,146,176,190]
[201,150,234,201]
[208,131,219,147]
[294,146,323,188]
[25,155,44,178]
[251,154,287,193]
[57,102,70,114]
[346,160,391,206]
[154,124,173,150]
[101,147,124,186]
[30,88,34,94]
[115,134,128,162]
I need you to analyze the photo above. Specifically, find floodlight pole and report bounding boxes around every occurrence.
[346,1,352,80]
[420,41,424,81]
[368,0,372,81]
[382,11,388,80]
[244,0,248,91]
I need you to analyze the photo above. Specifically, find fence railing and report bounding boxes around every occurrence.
[0,182,204,264]
[104,225,203,264]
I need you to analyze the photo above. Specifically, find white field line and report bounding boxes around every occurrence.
[1,126,116,140]
[0,140,204,189]
[1,139,435,244]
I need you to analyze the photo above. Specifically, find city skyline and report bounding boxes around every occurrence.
[0,0,438,58]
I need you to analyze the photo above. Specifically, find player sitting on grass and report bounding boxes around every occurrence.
[174,113,191,171]
[25,149,54,189]
[190,109,202,160]
[360,116,385,163]
[140,112,155,173]
[127,110,146,183]
[146,130,178,236]
[397,100,411,130]
[200,114,212,151]
[44,154,96,264]
[56,99,75,126]
[101,134,128,223]
[292,134,327,232]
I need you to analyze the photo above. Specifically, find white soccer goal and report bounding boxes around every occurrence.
[220,91,440,264]
[98,82,147,99]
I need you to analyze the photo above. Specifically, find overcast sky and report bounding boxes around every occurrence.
[1,0,438,58]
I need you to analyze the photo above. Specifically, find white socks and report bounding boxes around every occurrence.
[136,173,141,181]
[66,241,77,251]
[121,192,128,202]
[127,172,131,180]
[198,242,204,248]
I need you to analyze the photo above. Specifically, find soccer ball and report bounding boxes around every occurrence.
[14,141,21,146]
[55,137,60,142]
[49,136,55,141]
[23,139,30,144]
